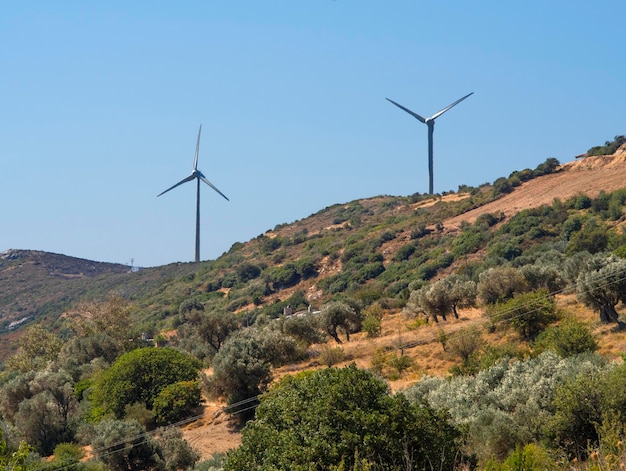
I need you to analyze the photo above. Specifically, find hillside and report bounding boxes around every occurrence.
[2,145,626,344]
[2,143,626,466]
[0,250,200,357]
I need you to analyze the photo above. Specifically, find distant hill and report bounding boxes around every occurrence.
[1,143,625,361]
[0,249,200,358]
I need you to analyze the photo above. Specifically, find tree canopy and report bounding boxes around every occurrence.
[224,364,467,471]
[92,347,200,419]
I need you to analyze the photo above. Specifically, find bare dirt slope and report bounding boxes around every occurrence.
[444,145,626,229]
[181,402,242,460]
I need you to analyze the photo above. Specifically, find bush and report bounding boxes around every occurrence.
[487,289,558,340]
[153,380,201,425]
[361,304,383,338]
[406,351,607,462]
[533,317,597,357]
[319,345,345,367]
[224,365,467,471]
[493,177,513,196]
[447,325,483,363]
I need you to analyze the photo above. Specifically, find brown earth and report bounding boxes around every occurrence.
[182,146,626,461]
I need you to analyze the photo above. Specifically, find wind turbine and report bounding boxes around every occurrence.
[386,92,473,194]
[158,125,229,263]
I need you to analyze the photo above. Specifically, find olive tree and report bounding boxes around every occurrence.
[405,275,477,323]
[319,300,362,343]
[576,254,626,323]
[478,266,528,305]
[209,330,272,416]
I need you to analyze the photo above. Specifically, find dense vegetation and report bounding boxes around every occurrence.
[1,142,626,469]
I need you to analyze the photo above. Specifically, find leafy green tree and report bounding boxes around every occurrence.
[195,310,239,354]
[15,394,67,456]
[493,177,513,196]
[566,218,609,254]
[92,347,200,419]
[280,314,325,345]
[265,263,300,290]
[534,157,560,176]
[576,254,626,323]
[319,301,362,343]
[224,365,467,471]
[0,371,36,421]
[153,380,201,425]
[236,262,262,283]
[0,429,36,471]
[547,372,604,458]
[179,298,205,316]
[519,262,565,293]
[487,289,558,340]
[0,369,78,456]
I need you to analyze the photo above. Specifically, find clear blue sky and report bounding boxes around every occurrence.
[1,1,624,267]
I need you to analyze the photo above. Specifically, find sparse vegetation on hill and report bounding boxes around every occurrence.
[2,141,626,469]
[586,135,626,156]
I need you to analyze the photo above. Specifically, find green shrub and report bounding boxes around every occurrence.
[154,380,201,425]
[92,347,200,419]
[224,365,467,471]
[484,443,559,471]
[533,317,597,357]
[487,289,558,340]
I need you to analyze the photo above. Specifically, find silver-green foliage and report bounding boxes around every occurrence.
[404,275,477,323]
[405,351,607,460]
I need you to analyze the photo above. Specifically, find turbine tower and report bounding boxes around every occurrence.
[386,92,473,194]
[158,125,229,263]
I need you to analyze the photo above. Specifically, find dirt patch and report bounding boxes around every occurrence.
[180,402,241,461]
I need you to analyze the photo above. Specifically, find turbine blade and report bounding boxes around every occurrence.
[157,174,195,197]
[386,98,426,123]
[200,175,229,201]
[193,124,202,170]
[430,92,474,120]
